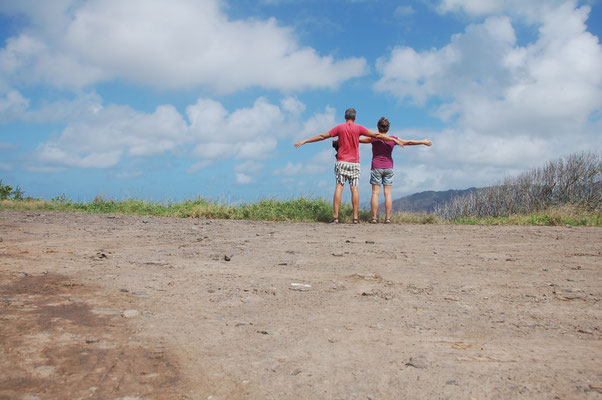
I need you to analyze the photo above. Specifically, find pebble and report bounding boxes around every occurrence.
[122,309,139,318]
[406,356,429,369]
[69,297,84,302]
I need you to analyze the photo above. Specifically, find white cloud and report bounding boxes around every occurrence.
[295,106,337,140]
[31,102,188,169]
[28,94,310,170]
[434,0,571,21]
[0,90,104,124]
[275,149,334,177]
[188,97,288,160]
[375,1,602,180]
[394,5,416,17]
[235,173,254,184]
[281,96,306,116]
[187,160,213,174]
[0,90,29,119]
[0,0,367,92]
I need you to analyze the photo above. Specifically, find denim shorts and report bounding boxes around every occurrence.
[370,168,394,185]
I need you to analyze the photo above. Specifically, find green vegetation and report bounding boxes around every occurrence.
[0,194,370,223]
[1,167,600,226]
[1,195,598,226]
[0,180,25,200]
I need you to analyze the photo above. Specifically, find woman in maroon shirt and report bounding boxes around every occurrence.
[360,117,432,223]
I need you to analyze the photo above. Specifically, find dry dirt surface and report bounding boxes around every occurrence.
[0,210,601,400]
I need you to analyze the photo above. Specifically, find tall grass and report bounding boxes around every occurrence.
[0,196,369,223]
[436,151,601,221]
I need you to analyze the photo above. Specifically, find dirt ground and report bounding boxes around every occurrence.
[0,210,600,399]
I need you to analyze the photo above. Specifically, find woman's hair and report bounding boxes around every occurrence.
[377,117,390,133]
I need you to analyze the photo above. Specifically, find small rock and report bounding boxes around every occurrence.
[291,369,302,376]
[69,297,84,302]
[122,309,139,318]
[406,356,429,369]
[257,330,269,335]
[120,289,129,293]
[290,282,311,291]
[224,255,231,261]
[365,240,375,244]
[93,308,122,315]
[332,252,344,257]
[144,261,169,266]
[86,337,99,344]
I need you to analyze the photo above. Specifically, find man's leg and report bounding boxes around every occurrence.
[384,185,393,220]
[333,183,344,218]
[350,185,360,220]
[371,184,381,220]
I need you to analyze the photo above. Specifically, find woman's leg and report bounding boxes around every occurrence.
[371,184,381,220]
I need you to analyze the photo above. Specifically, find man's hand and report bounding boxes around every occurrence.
[294,140,304,148]
[424,139,432,146]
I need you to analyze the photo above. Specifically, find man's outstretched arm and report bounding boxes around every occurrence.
[294,132,331,148]
[362,130,405,147]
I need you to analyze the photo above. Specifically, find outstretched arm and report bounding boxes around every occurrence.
[398,138,432,147]
[294,132,331,148]
[363,130,405,147]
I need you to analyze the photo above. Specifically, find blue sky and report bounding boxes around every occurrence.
[1,0,601,204]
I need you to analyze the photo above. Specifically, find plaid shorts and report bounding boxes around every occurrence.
[334,161,361,187]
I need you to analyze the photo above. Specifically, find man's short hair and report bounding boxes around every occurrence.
[377,117,390,133]
[344,108,356,121]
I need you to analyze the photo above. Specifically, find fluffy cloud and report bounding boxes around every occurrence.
[29,94,305,170]
[275,149,334,177]
[187,97,287,160]
[0,0,367,92]
[376,1,602,175]
[33,103,188,168]
[435,0,570,20]
[0,90,104,124]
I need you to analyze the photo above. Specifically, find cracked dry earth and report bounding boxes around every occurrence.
[0,210,601,399]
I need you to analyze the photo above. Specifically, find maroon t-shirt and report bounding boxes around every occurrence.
[370,135,398,169]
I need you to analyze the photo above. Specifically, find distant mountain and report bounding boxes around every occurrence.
[387,188,479,213]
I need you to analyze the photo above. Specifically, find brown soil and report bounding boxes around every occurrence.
[1,210,600,399]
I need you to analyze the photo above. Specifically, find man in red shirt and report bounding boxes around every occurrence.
[294,108,401,223]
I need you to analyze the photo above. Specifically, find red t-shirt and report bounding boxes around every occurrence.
[329,122,369,163]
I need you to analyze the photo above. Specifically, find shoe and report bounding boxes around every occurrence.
[369,218,377,224]
[329,217,340,224]
[352,219,360,224]
[384,219,392,224]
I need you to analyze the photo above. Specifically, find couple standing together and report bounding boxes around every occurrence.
[294,108,431,224]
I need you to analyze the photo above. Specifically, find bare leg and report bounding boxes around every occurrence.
[333,183,344,218]
[350,185,360,220]
[384,185,393,220]
[371,184,381,220]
